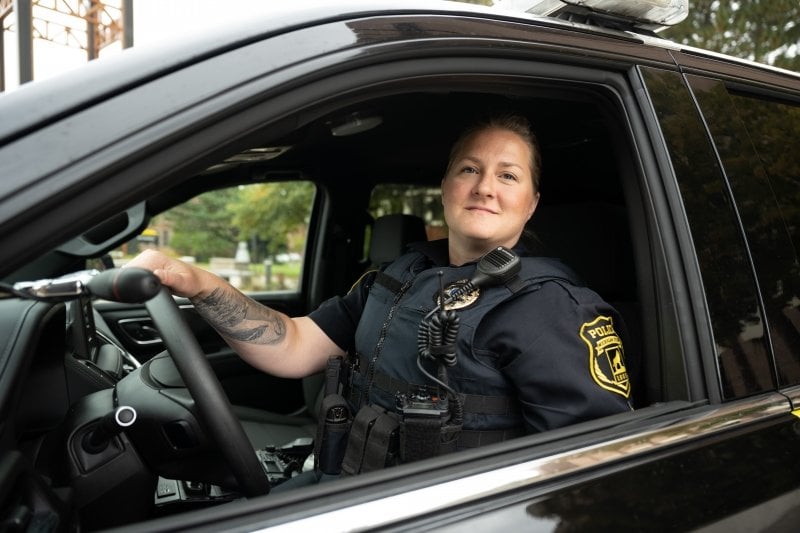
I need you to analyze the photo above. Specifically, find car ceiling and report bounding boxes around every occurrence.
[151,89,625,215]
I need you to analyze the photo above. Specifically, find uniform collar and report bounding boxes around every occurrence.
[409,239,530,268]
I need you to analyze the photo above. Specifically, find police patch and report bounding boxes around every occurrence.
[435,279,480,310]
[579,316,630,398]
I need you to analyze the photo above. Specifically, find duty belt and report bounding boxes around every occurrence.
[371,370,521,416]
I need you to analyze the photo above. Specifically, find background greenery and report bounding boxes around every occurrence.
[480,0,800,71]
[661,0,799,72]
[151,183,314,264]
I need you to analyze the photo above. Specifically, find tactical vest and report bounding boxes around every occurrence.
[348,247,581,449]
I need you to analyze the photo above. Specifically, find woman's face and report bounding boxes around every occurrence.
[441,127,539,263]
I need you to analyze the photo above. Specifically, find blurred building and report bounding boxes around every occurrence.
[1,0,133,91]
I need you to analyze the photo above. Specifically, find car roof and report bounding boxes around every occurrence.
[0,0,702,143]
[4,0,797,141]
[0,1,512,141]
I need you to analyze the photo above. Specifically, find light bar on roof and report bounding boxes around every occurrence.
[519,0,689,29]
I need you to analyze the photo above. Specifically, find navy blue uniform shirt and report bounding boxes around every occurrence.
[309,239,633,433]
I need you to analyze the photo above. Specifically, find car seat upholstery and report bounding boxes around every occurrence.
[369,213,428,266]
[234,213,428,449]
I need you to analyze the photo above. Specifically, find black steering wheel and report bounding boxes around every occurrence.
[89,269,270,497]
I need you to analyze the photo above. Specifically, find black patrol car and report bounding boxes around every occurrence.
[1,1,799,531]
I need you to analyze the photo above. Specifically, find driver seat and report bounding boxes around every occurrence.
[233,213,428,449]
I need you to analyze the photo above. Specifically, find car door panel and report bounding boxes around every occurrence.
[215,395,796,531]
[413,412,800,531]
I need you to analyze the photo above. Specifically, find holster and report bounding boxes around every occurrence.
[314,394,351,475]
[313,357,352,475]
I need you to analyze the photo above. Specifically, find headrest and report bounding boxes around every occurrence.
[369,214,427,265]
[526,202,633,300]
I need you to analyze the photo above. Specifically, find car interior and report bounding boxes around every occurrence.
[2,82,683,529]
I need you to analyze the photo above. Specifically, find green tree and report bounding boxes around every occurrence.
[662,0,800,71]
[163,188,240,262]
[229,182,316,257]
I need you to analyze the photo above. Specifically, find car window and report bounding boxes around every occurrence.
[688,78,800,389]
[368,184,445,243]
[641,68,775,399]
[111,181,316,293]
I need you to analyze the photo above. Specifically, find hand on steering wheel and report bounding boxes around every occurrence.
[88,268,270,496]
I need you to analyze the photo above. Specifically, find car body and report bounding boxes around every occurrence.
[2,1,800,531]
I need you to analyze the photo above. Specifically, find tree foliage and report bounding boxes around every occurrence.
[156,182,314,262]
[229,182,315,257]
[162,188,240,262]
[662,0,800,71]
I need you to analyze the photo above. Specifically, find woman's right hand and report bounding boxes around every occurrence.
[125,250,342,378]
[124,249,216,299]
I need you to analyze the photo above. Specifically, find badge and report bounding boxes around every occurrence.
[579,316,630,398]
[436,279,480,310]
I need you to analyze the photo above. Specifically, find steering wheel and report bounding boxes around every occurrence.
[89,269,271,497]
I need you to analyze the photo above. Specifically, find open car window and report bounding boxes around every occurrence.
[105,182,316,294]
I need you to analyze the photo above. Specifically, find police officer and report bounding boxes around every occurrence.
[127,113,632,476]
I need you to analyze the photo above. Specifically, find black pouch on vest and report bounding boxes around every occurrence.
[340,405,400,476]
[314,393,352,475]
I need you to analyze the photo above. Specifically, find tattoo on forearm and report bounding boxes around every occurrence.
[192,287,286,345]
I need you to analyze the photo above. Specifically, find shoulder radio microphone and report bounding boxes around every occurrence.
[441,246,521,306]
